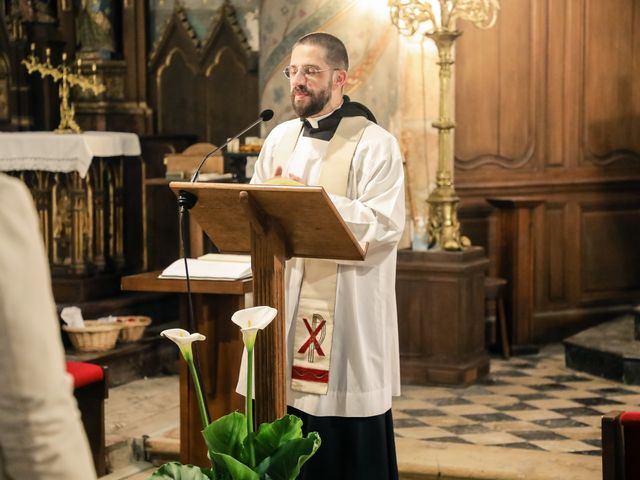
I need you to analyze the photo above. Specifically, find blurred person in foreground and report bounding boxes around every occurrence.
[0,173,96,480]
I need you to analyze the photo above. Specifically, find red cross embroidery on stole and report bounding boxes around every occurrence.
[297,317,326,357]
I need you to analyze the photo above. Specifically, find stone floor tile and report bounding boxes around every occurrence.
[482,384,538,395]
[463,394,517,406]
[529,439,600,453]
[438,404,498,415]
[554,427,601,440]
[524,398,583,410]
[418,415,474,427]
[548,389,596,399]
[391,398,433,410]
[459,431,525,445]
[506,409,566,421]
[395,426,452,440]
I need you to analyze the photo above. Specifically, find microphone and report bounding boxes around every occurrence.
[190,109,274,183]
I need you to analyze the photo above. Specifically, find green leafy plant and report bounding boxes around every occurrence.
[150,306,321,480]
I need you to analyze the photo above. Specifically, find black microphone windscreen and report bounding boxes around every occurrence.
[260,109,274,121]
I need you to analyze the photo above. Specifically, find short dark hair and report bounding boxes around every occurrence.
[294,32,349,71]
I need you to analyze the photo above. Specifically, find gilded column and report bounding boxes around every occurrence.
[92,159,107,271]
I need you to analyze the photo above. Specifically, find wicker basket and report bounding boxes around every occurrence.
[116,315,152,342]
[63,320,122,352]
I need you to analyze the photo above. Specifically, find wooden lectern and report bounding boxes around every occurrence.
[170,181,366,426]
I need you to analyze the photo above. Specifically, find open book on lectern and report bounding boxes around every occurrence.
[159,254,252,280]
[168,182,368,262]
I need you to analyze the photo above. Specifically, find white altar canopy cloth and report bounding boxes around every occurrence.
[0,131,141,178]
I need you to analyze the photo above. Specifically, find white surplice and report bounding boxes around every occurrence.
[245,116,406,418]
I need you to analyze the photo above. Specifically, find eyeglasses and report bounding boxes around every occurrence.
[283,65,340,79]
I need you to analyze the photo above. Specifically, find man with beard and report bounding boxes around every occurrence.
[250,32,405,479]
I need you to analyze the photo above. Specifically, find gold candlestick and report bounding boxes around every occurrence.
[389,0,499,250]
[22,44,106,134]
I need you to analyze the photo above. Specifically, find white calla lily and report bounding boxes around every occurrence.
[160,328,209,428]
[231,306,277,351]
[161,328,205,360]
[231,305,277,461]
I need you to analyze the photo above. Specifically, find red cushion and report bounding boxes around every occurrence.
[620,412,640,480]
[620,412,640,424]
[65,362,104,389]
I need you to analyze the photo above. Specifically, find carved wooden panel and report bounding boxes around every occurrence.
[579,204,640,297]
[203,45,258,146]
[455,0,539,171]
[543,203,568,305]
[149,5,258,145]
[456,0,640,176]
[157,49,204,138]
[582,0,640,165]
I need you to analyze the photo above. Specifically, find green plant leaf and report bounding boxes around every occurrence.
[202,411,248,459]
[209,452,260,480]
[255,431,321,480]
[148,462,214,479]
[253,415,303,466]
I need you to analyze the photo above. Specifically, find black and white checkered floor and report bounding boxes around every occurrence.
[393,344,640,456]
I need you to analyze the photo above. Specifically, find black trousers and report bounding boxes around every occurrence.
[287,406,399,480]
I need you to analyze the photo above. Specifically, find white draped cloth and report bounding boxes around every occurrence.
[0,131,141,178]
[246,117,406,418]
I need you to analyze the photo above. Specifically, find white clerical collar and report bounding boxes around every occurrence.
[305,102,343,128]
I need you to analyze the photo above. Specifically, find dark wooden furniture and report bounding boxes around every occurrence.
[66,362,108,477]
[602,411,640,480]
[486,198,544,353]
[121,271,250,467]
[148,3,258,145]
[396,247,489,386]
[484,276,510,359]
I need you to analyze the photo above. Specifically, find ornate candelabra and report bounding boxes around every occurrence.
[22,44,106,134]
[389,0,499,250]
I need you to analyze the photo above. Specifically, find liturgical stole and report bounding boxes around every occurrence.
[274,115,369,395]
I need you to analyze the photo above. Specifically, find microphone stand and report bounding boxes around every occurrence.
[176,190,211,424]
[173,110,273,425]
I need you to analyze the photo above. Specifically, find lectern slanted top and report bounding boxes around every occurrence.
[169,181,366,427]
[169,182,366,261]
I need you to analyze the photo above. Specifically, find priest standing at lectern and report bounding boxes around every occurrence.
[251,32,405,480]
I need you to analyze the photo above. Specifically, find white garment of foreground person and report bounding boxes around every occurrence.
[0,173,96,480]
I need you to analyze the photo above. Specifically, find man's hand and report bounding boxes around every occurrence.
[288,173,305,184]
[264,166,306,186]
